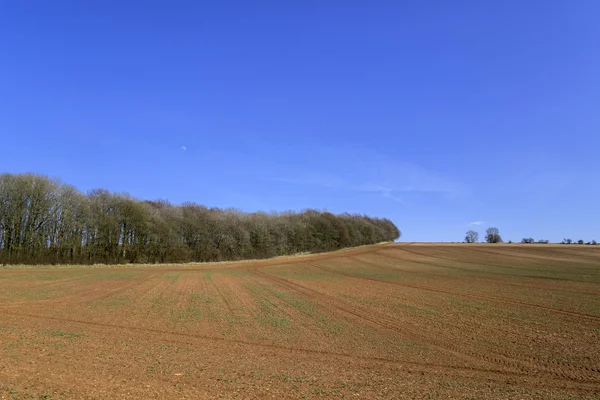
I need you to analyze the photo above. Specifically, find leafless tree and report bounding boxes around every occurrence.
[485,227,502,243]
[0,173,402,265]
[464,230,478,243]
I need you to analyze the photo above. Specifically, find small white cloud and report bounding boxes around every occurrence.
[468,221,484,226]
[181,146,187,151]
[381,191,406,204]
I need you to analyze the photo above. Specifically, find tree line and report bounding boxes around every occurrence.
[464,227,502,243]
[0,173,401,265]
[560,238,596,245]
[464,228,596,245]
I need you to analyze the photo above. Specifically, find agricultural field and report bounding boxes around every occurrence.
[0,243,599,399]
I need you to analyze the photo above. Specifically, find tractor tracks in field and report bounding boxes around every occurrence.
[211,278,235,316]
[1,308,582,391]
[346,253,600,378]
[304,260,600,383]
[464,247,600,270]
[435,247,600,278]
[0,272,165,310]
[245,266,600,385]
[372,251,600,296]
[83,272,166,305]
[248,267,500,370]
[396,246,600,276]
[384,247,600,286]
[340,256,600,323]
[2,244,599,389]
[392,247,574,276]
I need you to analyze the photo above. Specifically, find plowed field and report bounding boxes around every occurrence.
[1,244,599,399]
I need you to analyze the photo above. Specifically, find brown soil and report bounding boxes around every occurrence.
[0,243,599,399]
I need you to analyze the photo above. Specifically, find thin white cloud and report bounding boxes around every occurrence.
[381,191,407,204]
[468,221,484,226]
[265,176,408,203]
[267,173,346,189]
[263,148,469,204]
[181,146,187,151]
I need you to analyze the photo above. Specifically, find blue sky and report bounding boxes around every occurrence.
[1,1,599,242]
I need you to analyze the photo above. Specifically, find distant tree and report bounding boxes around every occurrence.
[537,239,549,244]
[577,239,584,245]
[562,238,572,244]
[464,230,479,243]
[592,240,597,245]
[508,240,513,244]
[521,238,535,244]
[485,227,502,243]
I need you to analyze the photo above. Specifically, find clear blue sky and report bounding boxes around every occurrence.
[1,1,599,242]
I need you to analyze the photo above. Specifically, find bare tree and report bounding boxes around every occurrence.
[0,173,402,265]
[521,238,534,244]
[562,238,572,244]
[485,227,502,243]
[464,230,478,243]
